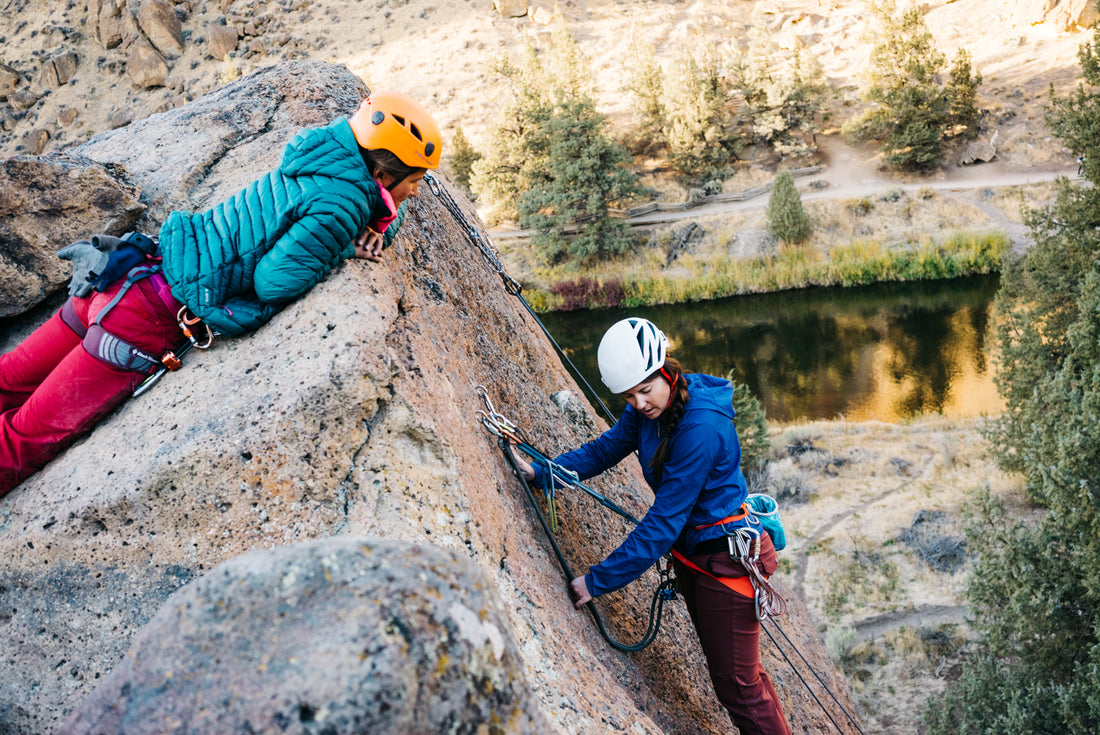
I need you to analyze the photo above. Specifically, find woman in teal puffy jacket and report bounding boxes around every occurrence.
[0,90,441,496]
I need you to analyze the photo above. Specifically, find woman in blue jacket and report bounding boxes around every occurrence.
[0,90,441,495]
[514,317,790,735]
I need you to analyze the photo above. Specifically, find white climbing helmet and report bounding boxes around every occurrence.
[597,318,670,394]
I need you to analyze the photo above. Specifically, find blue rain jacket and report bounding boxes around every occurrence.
[158,117,406,336]
[533,373,750,597]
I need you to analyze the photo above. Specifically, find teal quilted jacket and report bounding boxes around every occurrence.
[157,118,406,336]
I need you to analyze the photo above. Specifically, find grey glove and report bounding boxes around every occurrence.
[57,232,126,294]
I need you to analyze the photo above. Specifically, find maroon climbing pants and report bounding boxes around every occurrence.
[0,276,183,496]
[677,534,791,735]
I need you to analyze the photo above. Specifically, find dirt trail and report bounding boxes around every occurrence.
[490,135,1079,241]
[789,453,936,603]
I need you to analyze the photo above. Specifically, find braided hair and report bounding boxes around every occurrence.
[649,356,690,484]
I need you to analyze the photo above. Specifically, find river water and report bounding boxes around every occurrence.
[538,276,1003,423]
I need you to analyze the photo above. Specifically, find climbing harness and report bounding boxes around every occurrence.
[428,172,864,732]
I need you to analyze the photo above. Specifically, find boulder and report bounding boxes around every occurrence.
[494,0,528,18]
[207,23,239,59]
[126,36,170,88]
[6,88,39,111]
[87,0,133,50]
[0,60,856,735]
[0,154,144,317]
[959,138,997,165]
[37,52,80,88]
[60,537,547,735]
[137,0,185,58]
[0,63,23,100]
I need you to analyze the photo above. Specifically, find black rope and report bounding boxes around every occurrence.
[764,619,866,735]
[426,172,618,426]
[501,439,673,652]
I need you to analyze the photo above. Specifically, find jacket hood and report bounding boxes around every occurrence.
[279,118,371,185]
[684,373,736,420]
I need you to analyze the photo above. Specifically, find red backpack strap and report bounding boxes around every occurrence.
[669,548,755,599]
[693,502,748,529]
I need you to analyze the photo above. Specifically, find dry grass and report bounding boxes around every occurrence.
[765,414,1027,735]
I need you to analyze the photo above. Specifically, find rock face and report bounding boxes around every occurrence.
[60,537,546,734]
[0,61,856,734]
[0,155,144,317]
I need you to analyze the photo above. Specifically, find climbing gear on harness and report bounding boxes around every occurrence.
[348,90,442,169]
[133,305,215,397]
[597,318,669,394]
[747,492,787,551]
[671,518,787,621]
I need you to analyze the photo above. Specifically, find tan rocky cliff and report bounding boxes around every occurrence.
[0,61,855,734]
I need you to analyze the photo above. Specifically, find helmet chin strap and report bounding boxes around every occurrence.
[659,367,679,408]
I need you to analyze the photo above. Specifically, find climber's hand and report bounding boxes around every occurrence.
[569,576,592,609]
[353,227,384,262]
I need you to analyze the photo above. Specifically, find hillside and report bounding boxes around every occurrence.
[1,0,1094,171]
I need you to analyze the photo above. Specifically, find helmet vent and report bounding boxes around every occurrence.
[393,114,406,127]
[409,123,423,141]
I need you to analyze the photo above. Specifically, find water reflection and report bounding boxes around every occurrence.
[538,276,1003,423]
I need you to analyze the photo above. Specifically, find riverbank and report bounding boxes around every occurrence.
[500,179,1060,312]
[766,412,1027,735]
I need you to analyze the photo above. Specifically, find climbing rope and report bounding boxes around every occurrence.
[426,172,617,426]
[762,619,866,735]
[431,173,863,729]
[477,386,674,652]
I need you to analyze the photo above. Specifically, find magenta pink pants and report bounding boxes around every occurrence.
[0,277,183,495]
[678,534,792,735]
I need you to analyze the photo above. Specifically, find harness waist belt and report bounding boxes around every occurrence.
[694,503,749,529]
[83,323,163,374]
[670,548,756,599]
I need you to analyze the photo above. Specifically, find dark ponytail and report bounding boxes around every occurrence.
[649,356,690,484]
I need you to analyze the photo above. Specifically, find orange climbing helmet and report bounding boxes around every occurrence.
[348,90,442,170]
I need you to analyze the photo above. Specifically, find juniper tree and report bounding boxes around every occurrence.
[765,170,812,245]
[664,48,740,184]
[447,127,481,194]
[474,13,642,262]
[625,28,666,149]
[925,18,1100,735]
[519,97,642,262]
[946,48,983,137]
[845,2,975,171]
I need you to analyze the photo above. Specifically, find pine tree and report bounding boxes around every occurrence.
[946,48,982,137]
[846,2,970,171]
[925,20,1100,735]
[625,28,666,149]
[664,48,739,184]
[447,127,481,194]
[519,97,642,262]
[765,170,812,245]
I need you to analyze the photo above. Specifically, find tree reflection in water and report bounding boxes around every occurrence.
[539,276,1003,423]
